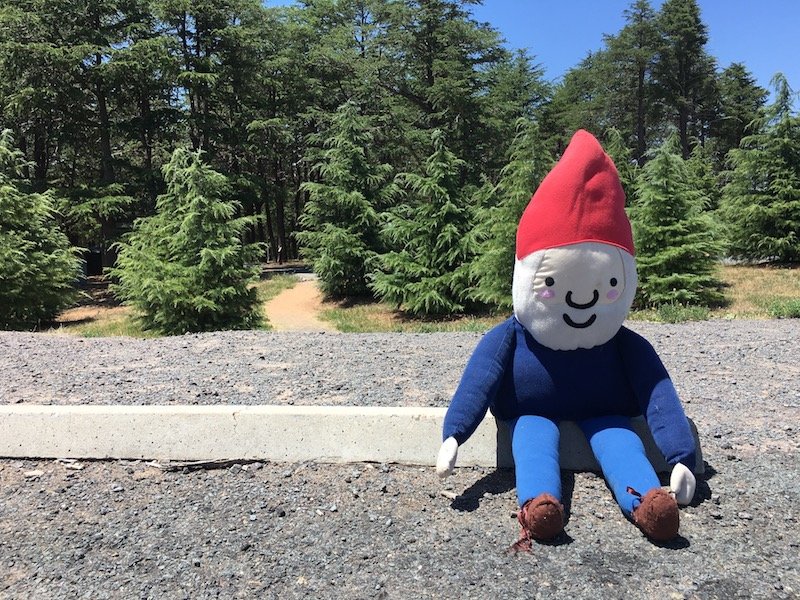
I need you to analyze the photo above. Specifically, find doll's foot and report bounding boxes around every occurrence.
[630,487,680,541]
[510,493,565,551]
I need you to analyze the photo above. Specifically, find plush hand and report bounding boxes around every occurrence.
[436,437,459,478]
[669,462,696,505]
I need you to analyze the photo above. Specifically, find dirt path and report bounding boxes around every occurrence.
[263,277,337,332]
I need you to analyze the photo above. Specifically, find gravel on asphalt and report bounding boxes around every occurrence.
[1,320,799,598]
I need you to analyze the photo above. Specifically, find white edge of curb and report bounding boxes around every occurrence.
[0,405,703,474]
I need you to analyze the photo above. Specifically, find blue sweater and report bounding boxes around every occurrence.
[442,317,697,470]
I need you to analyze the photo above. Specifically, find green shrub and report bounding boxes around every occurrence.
[630,136,725,309]
[112,148,263,335]
[371,131,475,316]
[296,101,395,298]
[0,130,81,329]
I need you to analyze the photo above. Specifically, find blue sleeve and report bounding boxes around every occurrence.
[442,318,516,445]
[618,328,697,471]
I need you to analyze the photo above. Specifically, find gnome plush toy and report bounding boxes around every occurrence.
[437,130,697,545]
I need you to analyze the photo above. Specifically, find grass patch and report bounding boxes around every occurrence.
[629,303,710,323]
[254,274,298,303]
[320,299,505,333]
[655,303,710,323]
[710,264,800,319]
[48,306,156,338]
[762,297,800,318]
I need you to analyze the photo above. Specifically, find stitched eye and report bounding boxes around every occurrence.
[610,277,618,287]
[545,277,555,287]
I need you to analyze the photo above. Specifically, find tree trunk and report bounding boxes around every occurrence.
[275,187,287,264]
[261,185,278,262]
[635,64,647,163]
[95,56,114,184]
[33,125,48,191]
[180,12,200,150]
[18,134,29,180]
[139,92,158,207]
[679,105,690,159]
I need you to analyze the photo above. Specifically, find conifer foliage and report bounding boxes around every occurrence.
[113,148,263,335]
[296,101,395,297]
[0,130,80,329]
[469,119,552,310]
[370,131,475,316]
[720,74,800,263]
[630,136,724,307]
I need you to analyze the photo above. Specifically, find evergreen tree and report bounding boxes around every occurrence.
[0,130,80,329]
[653,0,719,158]
[371,0,508,181]
[711,63,768,164]
[296,101,395,297]
[112,148,263,334]
[685,142,721,209]
[719,74,800,263]
[630,135,724,307]
[469,119,552,310]
[603,127,640,202]
[370,131,475,316]
[481,50,551,173]
[604,0,661,163]
[544,52,609,150]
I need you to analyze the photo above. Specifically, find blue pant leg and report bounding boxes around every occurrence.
[509,415,561,507]
[579,415,661,516]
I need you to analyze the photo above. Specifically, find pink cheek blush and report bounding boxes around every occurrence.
[538,289,555,300]
[607,289,620,300]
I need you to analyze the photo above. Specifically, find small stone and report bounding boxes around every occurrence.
[23,470,44,479]
[329,504,338,513]
[738,512,753,521]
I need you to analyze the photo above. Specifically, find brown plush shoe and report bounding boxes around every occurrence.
[631,487,680,541]
[509,493,565,552]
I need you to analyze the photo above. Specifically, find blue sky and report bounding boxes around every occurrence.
[469,0,798,97]
[265,1,799,99]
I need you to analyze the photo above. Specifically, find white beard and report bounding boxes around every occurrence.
[512,243,637,351]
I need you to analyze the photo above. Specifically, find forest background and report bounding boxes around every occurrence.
[1,0,798,330]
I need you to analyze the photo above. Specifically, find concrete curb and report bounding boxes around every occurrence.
[0,405,703,474]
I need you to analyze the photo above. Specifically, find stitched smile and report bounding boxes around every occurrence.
[563,313,597,328]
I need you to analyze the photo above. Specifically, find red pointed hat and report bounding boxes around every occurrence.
[516,130,634,259]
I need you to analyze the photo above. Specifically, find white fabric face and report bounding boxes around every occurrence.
[512,242,637,350]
